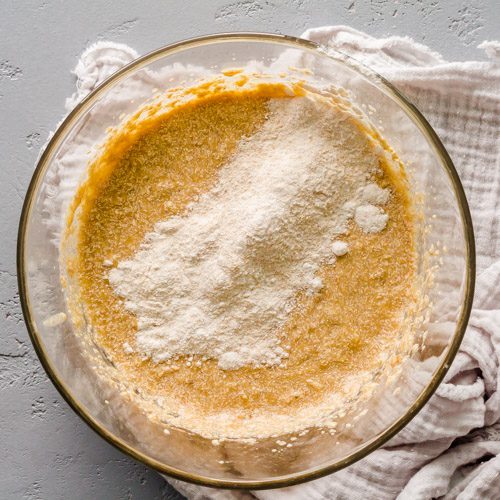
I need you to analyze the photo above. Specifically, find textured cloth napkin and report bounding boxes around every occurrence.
[58,26,500,499]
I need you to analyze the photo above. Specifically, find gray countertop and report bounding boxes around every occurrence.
[1,1,498,498]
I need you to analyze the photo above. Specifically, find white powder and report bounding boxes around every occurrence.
[355,204,389,233]
[109,95,390,370]
[332,240,349,257]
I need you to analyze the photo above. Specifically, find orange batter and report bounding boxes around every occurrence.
[67,80,415,433]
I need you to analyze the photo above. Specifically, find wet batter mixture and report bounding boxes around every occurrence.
[65,76,416,439]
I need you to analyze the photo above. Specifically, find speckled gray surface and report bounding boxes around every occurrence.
[1,1,498,498]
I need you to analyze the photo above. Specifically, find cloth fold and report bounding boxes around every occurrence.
[58,27,499,499]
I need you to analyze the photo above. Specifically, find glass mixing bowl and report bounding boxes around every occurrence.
[18,33,475,489]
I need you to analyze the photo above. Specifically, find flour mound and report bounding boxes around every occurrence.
[109,96,389,370]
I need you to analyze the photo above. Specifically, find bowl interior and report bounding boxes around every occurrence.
[18,34,474,488]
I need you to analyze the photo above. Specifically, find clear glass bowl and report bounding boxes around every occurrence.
[18,33,475,489]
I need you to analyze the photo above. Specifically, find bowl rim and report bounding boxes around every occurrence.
[17,31,475,490]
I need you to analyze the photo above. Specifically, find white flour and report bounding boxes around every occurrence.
[109,95,390,370]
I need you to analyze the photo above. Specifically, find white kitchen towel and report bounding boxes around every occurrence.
[55,27,500,499]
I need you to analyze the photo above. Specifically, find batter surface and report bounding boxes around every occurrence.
[67,78,416,438]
